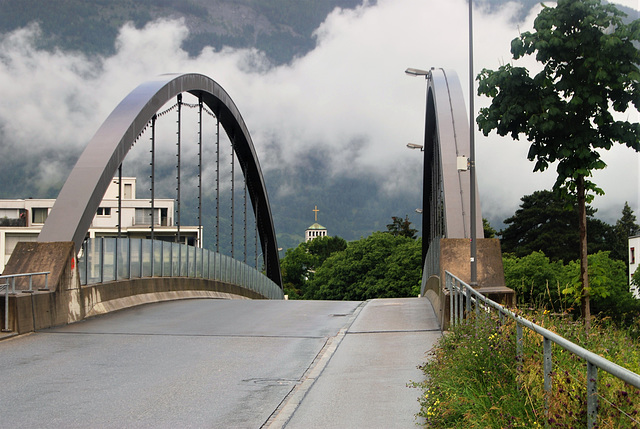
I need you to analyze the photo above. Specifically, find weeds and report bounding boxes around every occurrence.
[410,310,640,428]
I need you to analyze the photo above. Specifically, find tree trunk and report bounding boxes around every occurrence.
[577,175,590,330]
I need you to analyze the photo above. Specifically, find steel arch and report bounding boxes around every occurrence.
[421,68,483,263]
[38,73,282,287]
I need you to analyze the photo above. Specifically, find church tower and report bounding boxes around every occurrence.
[305,205,328,242]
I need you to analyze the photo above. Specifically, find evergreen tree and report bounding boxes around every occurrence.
[386,215,418,239]
[500,190,614,262]
[611,202,640,264]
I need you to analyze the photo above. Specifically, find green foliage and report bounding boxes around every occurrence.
[412,310,640,428]
[503,251,568,309]
[483,218,497,238]
[478,0,640,323]
[304,232,422,300]
[611,202,640,264]
[560,251,627,305]
[478,0,640,193]
[280,235,347,299]
[503,250,640,324]
[386,215,418,239]
[500,189,616,262]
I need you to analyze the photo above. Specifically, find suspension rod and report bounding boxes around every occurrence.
[176,93,182,244]
[244,163,248,263]
[216,116,220,253]
[150,114,156,241]
[117,164,122,238]
[231,136,235,259]
[198,95,203,249]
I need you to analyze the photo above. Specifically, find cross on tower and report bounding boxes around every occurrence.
[313,205,319,222]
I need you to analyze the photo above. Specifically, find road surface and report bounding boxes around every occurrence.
[0,297,440,428]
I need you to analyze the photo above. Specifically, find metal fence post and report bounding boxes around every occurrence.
[457,280,462,324]
[448,274,454,328]
[465,285,471,323]
[587,362,598,428]
[516,323,523,361]
[544,336,552,413]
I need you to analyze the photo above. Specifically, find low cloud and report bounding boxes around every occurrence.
[0,0,637,225]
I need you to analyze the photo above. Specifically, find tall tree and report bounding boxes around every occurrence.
[483,218,497,239]
[612,202,640,264]
[477,0,640,327]
[386,215,418,239]
[280,235,347,299]
[500,190,615,262]
[305,232,422,300]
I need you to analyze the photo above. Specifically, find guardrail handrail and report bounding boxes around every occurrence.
[445,270,640,428]
[1,271,50,333]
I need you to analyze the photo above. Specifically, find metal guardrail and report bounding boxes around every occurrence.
[445,270,640,428]
[79,238,283,300]
[1,271,50,332]
[420,238,440,296]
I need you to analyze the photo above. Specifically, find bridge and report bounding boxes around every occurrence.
[0,69,512,426]
[0,69,509,335]
[1,73,286,334]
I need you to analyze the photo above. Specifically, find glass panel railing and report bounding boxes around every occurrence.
[141,239,152,277]
[187,245,195,278]
[171,243,180,277]
[103,238,116,282]
[196,248,204,278]
[179,244,188,277]
[153,241,162,277]
[86,238,101,285]
[130,239,141,278]
[79,241,87,285]
[78,237,284,299]
[117,238,130,280]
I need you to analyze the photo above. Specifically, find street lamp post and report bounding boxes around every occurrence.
[469,0,478,287]
[406,2,478,287]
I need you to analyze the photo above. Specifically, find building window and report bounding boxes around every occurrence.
[97,207,111,216]
[32,208,48,224]
[135,208,154,225]
[632,247,635,265]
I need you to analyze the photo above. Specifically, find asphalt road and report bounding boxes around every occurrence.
[0,297,440,428]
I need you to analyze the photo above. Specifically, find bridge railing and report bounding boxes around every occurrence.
[79,238,283,300]
[445,270,640,428]
[1,271,51,332]
[420,238,440,296]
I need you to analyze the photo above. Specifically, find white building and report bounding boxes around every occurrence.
[305,223,328,242]
[0,177,201,273]
[630,235,640,298]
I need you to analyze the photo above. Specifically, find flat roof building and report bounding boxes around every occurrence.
[0,177,200,273]
[630,235,640,298]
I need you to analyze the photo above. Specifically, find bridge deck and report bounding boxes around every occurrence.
[0,297,439,427]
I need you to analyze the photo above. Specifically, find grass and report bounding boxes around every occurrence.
[410,310,640,428]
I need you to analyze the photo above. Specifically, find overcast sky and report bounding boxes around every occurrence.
[0,0,638,224]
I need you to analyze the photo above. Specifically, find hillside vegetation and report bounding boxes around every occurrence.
[0,0,362,64]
